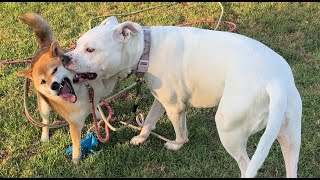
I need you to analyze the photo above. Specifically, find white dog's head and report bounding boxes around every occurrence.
[62,16,144,81]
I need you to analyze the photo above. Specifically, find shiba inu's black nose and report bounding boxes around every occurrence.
[61,55,71,66]
[51,82,60,91]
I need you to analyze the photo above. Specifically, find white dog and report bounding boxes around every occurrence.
[62,16,302,178]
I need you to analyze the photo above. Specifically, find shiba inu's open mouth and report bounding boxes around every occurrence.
[58,77,77,103]
[73,73,97,83]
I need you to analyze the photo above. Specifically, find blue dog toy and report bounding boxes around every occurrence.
[66,132,98,158]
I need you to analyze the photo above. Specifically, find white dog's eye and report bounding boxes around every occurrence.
[86,48,95,53]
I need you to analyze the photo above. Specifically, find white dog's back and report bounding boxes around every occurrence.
[146,26,294,107]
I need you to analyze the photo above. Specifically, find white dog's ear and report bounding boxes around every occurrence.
[112,21,139,42]
[99,16,119,26]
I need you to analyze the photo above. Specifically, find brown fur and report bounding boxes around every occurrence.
[17,13,82,163]
[17,13,119,164]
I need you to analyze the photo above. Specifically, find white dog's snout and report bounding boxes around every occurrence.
[64,52,73,58]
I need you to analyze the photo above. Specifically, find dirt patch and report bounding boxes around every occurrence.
[21,150,39,158]
[0,149,9,160]
[124,92,135,101]
[300,48,312,61]
[141,163,170,174]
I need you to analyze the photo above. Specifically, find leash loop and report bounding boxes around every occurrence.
[97,79,143,132]
[86,82,110,143]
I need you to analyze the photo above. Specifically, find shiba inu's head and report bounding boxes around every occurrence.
[18,41,77,103]
[16,13,96,103]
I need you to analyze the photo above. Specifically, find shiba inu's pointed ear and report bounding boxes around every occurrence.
[17,68,33,80]
[112,21,140,42]
[49,41,64,58]
[100,16,119,26]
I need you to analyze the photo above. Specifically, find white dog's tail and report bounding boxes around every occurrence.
[245,80,288,177]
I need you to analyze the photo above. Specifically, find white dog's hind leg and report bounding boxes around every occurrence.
[245,80,288,178]
[130,98,165,145]
[277,118,301,178]
[38,95,52,142]
[163,105,189,151]
[277,88,301,178]
[215,109,250,178]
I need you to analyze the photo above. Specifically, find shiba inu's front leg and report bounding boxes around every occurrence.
[69,121,84,164]
[38,94,52,142]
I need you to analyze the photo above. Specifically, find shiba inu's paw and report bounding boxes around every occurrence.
[72,157,81,165]
[40,135,49,142]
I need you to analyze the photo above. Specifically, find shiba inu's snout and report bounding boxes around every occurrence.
[49,76,76,103]
[56,77,77,103]
[51,81,60,90]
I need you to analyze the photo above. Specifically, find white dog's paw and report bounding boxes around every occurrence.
[130,135,147,145]
[164,142,184,151]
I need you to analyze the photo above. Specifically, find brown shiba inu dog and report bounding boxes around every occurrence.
[17,13,117,164]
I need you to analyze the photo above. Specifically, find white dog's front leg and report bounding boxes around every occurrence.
[130,98,165,145]
[95,108,102,120]
[163,106,189,151]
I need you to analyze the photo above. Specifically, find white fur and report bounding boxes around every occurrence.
[64,16,302,177]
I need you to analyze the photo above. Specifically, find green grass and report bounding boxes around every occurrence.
[0,2,319,178]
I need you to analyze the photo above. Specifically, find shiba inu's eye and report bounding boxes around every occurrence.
[86,48,95,53]
[52,67,58,75]
[41,79,46,84]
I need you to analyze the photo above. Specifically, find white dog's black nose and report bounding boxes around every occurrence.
[61,55,71,66]
[51,82,60,91]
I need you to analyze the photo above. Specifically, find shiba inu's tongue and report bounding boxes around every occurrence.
[59,78,77,103]
[59,91,76,103]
